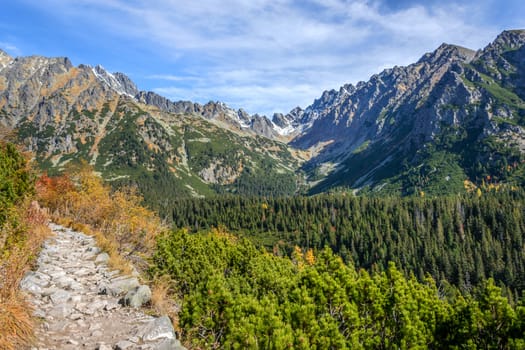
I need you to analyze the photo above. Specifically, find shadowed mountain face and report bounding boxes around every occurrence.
[1,30,525,199]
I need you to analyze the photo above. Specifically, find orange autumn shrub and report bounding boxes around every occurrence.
[37,165,164,258]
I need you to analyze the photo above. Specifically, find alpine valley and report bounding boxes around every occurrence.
[1,29,525,207]
[3,27,525,350]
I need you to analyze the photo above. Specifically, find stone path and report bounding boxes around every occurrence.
[20,223,185,350]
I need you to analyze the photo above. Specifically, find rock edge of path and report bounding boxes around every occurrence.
[20,223,186,350]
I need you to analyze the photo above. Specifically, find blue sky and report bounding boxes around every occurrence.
[1,1,524,116]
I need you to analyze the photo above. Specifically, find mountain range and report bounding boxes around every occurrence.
[1,29,524,206]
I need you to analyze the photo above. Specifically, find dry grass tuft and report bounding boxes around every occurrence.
[150,276,180,331]
[0,294,34,350]
[0,201,50,349]
[107,248,133,275]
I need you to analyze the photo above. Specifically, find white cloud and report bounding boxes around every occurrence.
[155,82,320,116]
[18,0,514,115]
[147,74,201,82]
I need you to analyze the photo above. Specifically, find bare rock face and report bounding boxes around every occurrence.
[251,114,278,138]
[113,72,139,97]
[291,43,478,153]
[198,159,243,184]
[0,49,13,69]
[20,223,187,350]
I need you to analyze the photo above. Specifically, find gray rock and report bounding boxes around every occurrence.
[86,246,101,254]
[89,300,108,312]
[115,340,135,350]
[48,270,66,280]
[48,319,68,332]
[48,303,73,318]
[69,281,83,291]
[95,343,112,350]
[20,277,44,296]
[55,275,76,289]
[33,308,46,318]
[73,267,93,277]
[20,271,50,292]
[69,312,83,320]
[49,289,71,304]
[137,316,175,341]
[34,271,52,283]
[95,252,110,264]
[104,300,120,311]
[92,330,103,337]
[71,294,82,303]
[89,323,102,331]
[155,338,187,350]
[41,287,58,297]
[78,299,107,315]
[97,282,111,295]
[121,285,152,308]
[102,276,140,296]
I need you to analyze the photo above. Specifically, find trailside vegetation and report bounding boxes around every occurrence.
[0,142,49,350]
[36,164,164,273]
[152,228,525,349]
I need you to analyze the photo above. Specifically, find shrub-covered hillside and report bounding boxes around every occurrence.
[152,228,525,349]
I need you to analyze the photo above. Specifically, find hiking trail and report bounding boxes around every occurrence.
[21,223,185,350]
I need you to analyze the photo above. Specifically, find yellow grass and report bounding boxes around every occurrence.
[0,294,34,350]
[0,201,51,349]
[150,276,180,332]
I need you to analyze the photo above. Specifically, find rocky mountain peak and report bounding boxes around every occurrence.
[92,65,136,97]
[490,29,525,52]
[271,107,305,135]
[0,49,13,69]
[11,55,73,75]
[113,72,139,97]
[417,43,476,66]
[472,29,525,76]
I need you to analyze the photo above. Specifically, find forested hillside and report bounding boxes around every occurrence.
[169,191,525,297]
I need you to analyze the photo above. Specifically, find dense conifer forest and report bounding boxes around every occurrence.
[169,192,525,298]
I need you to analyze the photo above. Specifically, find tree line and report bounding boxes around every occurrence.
[169,191,525,298]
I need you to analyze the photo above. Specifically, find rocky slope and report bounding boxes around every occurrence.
[21,223,185,350]
[136,91,285,139]
[0,50,303,207]
[292,30,525,195]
